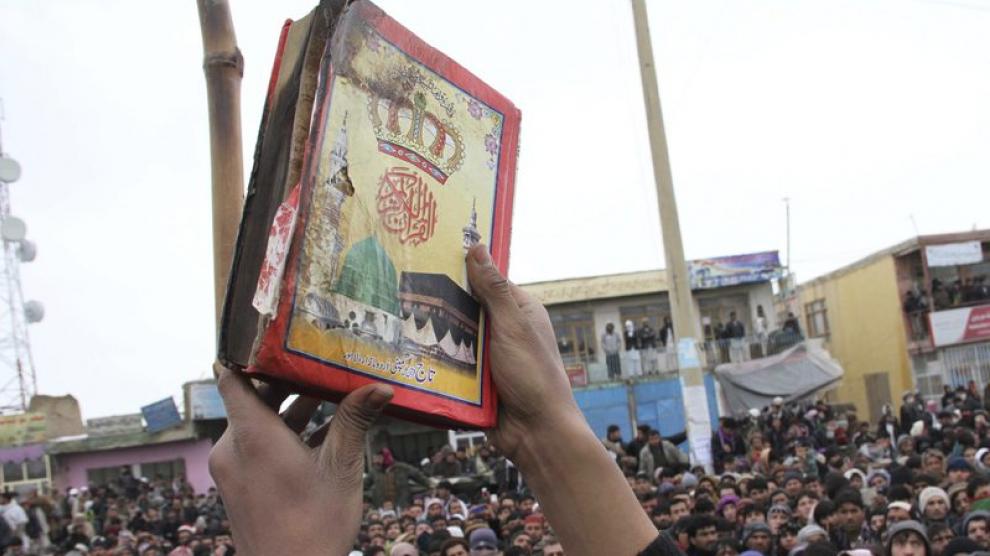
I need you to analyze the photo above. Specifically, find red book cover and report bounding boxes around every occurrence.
[246,1,520,429]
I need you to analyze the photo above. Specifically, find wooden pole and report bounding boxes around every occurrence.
[197,0,245,335]
[630,0,713,469]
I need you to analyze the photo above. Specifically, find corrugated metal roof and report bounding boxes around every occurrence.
[47,422,198,454]
[520,269,669,306]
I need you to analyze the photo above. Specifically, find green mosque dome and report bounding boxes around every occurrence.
[333,236,400,315]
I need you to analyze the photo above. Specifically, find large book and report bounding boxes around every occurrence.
[218,0,520,429]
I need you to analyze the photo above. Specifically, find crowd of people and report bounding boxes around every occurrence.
[348,382,990,556]
[0,467,231,555]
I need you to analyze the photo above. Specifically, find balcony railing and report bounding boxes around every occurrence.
[581,330,805,385]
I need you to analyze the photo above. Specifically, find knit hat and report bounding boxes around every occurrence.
[717,495,740,514]
[769,504,791,516]
[681,471,699,489]
[884,520,929,555]
[888,501,912,513]
[796,524,827,544]
[977,447,990,469]
[947,456,972,472]
[844,468,866,483]
[918,486,949,512]
[866,469,890,486]
[469,528,498,550]
[742,522,773,544]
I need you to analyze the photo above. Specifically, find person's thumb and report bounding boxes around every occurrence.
[466,244,521,320]
[320,383,393,485]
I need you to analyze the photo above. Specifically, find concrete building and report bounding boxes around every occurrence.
[520,251,785,384]
[784,230,990,422]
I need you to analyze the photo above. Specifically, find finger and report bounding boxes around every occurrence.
[466,245,524,322]
[214,362,277,428]
[319,383,393,483]
[256,382,290,411]
[281,395,322,434]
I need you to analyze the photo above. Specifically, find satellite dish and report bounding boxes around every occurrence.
[1,216,26,241]
[24,300,44,324]
[0,157,21,183]
[18,240,36,262]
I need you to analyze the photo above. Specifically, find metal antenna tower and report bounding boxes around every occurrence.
[0,111,43,412]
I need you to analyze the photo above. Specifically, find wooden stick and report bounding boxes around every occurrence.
[197,0,245,336]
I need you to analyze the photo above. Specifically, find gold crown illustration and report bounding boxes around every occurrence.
[366,90,465,183]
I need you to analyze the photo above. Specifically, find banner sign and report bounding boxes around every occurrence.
[189,383,227,420]
[141,398,182,433]
[0,412,47,447]
[930,305,990,347]
[926,241,983,267]
[565,364,588,388]
[688,251,782,289]
[86,414,144,437]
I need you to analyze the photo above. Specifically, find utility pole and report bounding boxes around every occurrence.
[197,0,245,335]
[784,197,791,270]
[630,0,712,468]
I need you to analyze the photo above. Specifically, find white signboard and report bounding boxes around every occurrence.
[680,379,713,469]
[926,241,983,267]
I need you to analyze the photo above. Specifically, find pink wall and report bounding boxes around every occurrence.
[52,438,214,494]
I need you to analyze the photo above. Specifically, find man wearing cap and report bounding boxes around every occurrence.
[767,505,790,535]
[946,457,973,485]
[887,501,913,525]
[468,527,498,555]
[523,513,545,546]
[834,488,872,549]
[918,486,953,530]
[741,522,773,555]
[885,520,930,556]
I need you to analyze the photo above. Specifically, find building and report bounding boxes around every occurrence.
[43,380,228,494]
[786,230,990,422]
[520,251,785,384]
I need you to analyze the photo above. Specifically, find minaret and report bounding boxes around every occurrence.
[461,199,481,294]
[462,198,481,249]
[324,113,352,293]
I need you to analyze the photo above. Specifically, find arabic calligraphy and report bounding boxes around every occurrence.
[376,166,438,246]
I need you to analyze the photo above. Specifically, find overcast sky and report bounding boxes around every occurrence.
[1,0,989,419]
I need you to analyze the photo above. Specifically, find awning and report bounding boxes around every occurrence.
[714,340,844,415]
[0,443,45,463]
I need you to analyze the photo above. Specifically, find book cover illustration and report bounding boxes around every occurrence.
[250,1,519,425]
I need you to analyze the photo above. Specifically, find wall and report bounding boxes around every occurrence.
[52,438,214,493]
[573,374,719,450]
[798,256,911,420]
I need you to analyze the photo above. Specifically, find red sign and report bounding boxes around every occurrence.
[565,364,588,388]
[930,305,990,347]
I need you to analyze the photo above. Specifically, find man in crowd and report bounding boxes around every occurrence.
[601,322,623,380]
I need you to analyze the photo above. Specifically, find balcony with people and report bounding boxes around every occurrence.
[897,236,990,352]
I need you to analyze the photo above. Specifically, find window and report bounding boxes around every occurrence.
[2,461,24,483]
[86,465,124,487]
[805,299,829,337]
[139,459,186,482]
[549,310,597,364]
[25,457,47,480]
